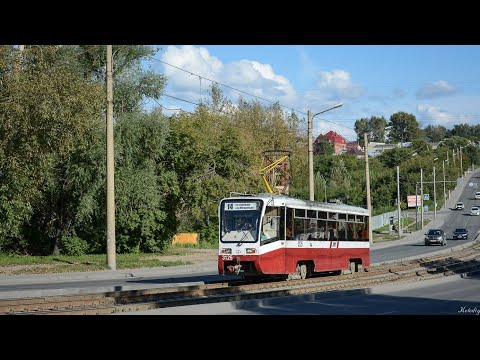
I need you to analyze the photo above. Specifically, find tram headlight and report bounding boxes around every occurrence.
[221,248,232,254]
[246,248,257,254]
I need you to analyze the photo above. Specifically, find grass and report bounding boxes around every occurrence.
[0,251,194,275]
[373,217,431,243]
[171,241,218,249]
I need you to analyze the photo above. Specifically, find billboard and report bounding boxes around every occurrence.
[407,195,422,208]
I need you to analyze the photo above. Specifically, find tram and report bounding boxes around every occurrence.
[218,193,370,280]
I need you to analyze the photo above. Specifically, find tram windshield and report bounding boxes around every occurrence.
[220,199,262,243]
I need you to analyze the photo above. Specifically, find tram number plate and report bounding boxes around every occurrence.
[222,255,233,261]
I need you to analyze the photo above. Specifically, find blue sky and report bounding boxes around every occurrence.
[148,45,480,142]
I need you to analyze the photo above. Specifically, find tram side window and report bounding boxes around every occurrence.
[307,220,318,240]
[295,209,305,218]
[286,208,294,239]
[317,220,327,240]
[261,206,280,245]
[346,223,355,240]
[327,222,337,240]
[337,221,346,240]
[294,218,308,240]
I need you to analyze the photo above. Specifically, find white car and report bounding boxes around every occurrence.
[455,202,464,210]
[470,206,480,216]
[475,192,480,200]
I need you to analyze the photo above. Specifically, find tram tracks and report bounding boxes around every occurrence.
[2,243,480,315]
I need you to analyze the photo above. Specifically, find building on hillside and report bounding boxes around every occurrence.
[346,142,365,158]
[314,130,348,155]
[367,142,400,157]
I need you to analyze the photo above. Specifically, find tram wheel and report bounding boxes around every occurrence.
[300,264,307,279]
[350,261,356,274]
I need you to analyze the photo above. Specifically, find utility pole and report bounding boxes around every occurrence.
[397,165,401,237]
[443,160,446,209]
[106,45,116,270]
[324,179,327,203]
[307,104,342,201]
[308,110,314,201]
[420,168,424,230]
[460,147,463,177]
[364,133,373,244]
[415,182,418,230]
[433,165,437,220]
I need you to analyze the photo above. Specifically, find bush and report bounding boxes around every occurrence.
[61,235,89,256]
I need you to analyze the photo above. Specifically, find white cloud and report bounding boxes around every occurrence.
[317,70,365,99]
[159,45,297,106]
[416,103,473,127]
[416,80,459,99]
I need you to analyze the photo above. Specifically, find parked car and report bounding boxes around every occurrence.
[455,202,465,210]
[471,206,480,216]
[425,229,447,246]
[475,192,480,200]
[453,228,468,240]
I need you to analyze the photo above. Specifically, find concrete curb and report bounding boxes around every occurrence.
[374,233,480,267]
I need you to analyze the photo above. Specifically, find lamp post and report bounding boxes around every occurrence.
[397,165,401,237]
[433,158,438,220]
[420,168,424,229]
[308,103,343,201]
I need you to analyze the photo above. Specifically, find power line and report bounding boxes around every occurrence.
[147,56,308,116]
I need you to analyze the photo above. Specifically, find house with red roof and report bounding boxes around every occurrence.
[314,130,348,155]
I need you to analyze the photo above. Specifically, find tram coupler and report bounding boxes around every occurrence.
[227,264,242,275]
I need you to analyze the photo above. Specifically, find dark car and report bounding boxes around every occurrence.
[453,228,468,240]
[425,229,446,246]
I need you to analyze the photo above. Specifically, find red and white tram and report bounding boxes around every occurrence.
[218,193,370,279]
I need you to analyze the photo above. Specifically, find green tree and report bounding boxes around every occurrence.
[328,158,352,203]
[77,45,166,114]
[355,116,387,145]
[0,45,104,254]
[387,112,420,144]
[113,111,177,253]
[423,125,447,142]
[313,135,334,155]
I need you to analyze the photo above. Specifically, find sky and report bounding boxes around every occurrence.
[147,45,480,143]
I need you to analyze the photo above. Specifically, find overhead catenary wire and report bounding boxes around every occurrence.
[147,56,308,116]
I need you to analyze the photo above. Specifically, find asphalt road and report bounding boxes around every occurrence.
[123,273,480,315]
[373,173,480,264]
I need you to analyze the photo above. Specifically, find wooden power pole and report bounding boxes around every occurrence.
[364,134,373,244]
[106,45,116,270]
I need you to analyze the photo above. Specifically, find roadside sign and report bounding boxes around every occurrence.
[424,205,428,212]
[424,194,429,200]
[407,195,422,208]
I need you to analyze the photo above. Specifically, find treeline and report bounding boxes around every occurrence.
[355,113,480,145]
[0,45,307,255]
[1,45,479,256]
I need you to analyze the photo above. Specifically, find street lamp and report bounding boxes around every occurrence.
[433,158,438,220]
[308,103,343,201]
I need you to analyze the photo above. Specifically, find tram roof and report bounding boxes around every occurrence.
[223,193,369,216]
